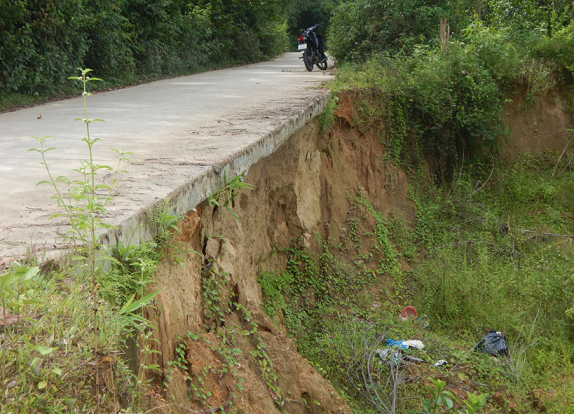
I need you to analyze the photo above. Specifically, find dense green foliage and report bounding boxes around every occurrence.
[0,0,288,97]
[326,3,570,179]
[328,43,506,179]
[327,0,455,62]
[260,153,574,412]
[327,0,574,64]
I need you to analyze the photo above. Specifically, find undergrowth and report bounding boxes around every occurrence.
[259,151,574,413]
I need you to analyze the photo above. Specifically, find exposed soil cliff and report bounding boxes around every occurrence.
[501,89,573,159]
[141,87,572,413]
[141,96,414,413]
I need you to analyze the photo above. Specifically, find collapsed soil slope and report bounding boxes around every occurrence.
[143,86,571,413]
[142,97,414,413]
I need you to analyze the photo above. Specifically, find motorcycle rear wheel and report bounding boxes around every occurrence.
[303,48,314,71]
[316,60,328,70]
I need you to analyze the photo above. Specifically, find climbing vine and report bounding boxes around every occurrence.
[166,236,281,412]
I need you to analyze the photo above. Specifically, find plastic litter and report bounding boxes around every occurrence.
[417,314,430,329]
[376,338,426,366]
[402,340,425,349]
[478,330,509,356]
[386,339,408,349]
[434,359,448,367]
[375,348,401,365]
[400,306,418,320]
[386,339,425,349]
[375,348,393,359]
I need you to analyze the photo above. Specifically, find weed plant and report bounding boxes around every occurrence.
[207,171,255,221]
[0,263,137,412]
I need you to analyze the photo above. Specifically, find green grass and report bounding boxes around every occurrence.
[0,262,138,412]
[259,151,574,413]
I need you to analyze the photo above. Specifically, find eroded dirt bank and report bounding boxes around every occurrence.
[140,85,572,413]
[141,100,415,413]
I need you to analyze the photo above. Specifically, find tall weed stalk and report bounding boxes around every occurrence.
[30,68,130,405]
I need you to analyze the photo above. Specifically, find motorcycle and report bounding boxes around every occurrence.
[298,23,328,71]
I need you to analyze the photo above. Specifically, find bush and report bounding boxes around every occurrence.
[0,0,89,94]
[327,0,461,63]
[330,42,503,178]
[0,0,289,98]
[534,21,574,78]
[461,19,519,82]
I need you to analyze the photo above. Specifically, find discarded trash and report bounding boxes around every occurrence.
[402,340,425,349]
[376,338,425,366]
[404,355,423,363]
[400,306,418,320]
[479,330,509,356]
[386,339,408,349]
[375,348,401,365]
[417,314,430,329]
[376,348,392,359]
[386,339,425,349]
[434,359,448,367]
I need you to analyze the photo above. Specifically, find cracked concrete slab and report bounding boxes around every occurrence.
[0,53,333,262]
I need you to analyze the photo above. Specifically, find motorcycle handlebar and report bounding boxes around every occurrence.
[305,22,324,32]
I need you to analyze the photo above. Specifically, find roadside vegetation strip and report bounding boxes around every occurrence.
[0,0,290,113]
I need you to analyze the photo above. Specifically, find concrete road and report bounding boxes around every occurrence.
[0,53,333,262]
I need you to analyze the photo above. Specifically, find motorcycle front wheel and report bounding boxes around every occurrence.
[316,60,328,70]
[303,48,314,71]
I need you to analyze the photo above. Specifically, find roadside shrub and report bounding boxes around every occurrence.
[327,0,468,63]
[80,0,135,79]
[331,43,503,179]
[0,0,88,94]
[121,0,215,76]
[533,21,574,79]
[0,0,288,98]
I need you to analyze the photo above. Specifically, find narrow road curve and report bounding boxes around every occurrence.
[0,53,333,261]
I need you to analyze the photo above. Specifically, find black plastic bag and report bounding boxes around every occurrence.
[479,330,509,356]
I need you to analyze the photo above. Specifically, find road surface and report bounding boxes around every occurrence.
[0,53,333,262]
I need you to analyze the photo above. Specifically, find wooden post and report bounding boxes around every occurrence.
[440,18,450,54]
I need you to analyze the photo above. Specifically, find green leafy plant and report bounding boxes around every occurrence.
[207,170,254,221]
[30,68,132,405]
[0,264,40,379]
[421,378,486,414]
